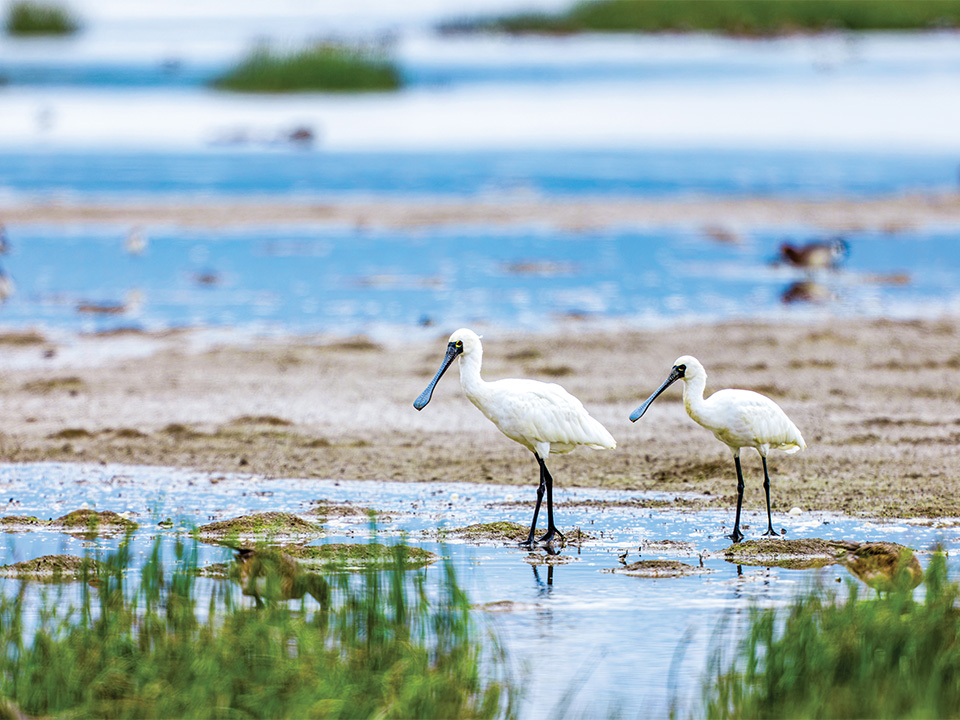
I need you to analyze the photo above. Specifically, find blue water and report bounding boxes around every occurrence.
[0,462,954,718]
[2,149,957,199]
[1,222,956,336]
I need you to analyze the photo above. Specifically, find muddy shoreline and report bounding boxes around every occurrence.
[0,317,957,520]
[3,193,960,230]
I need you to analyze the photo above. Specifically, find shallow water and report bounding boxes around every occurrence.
[1,221,956,337]
[1,462,955,717]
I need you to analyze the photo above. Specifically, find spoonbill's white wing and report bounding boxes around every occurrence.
[474,379,616,453]
[704,389,805,453]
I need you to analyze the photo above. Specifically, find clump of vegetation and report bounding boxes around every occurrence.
[51,509,139,535]
[704,553,960,718]
[288,542,438,570]
[442,0,960,36]
[448,521,530,543]
[4,0,79,35]
[0,537,514,718]
[606,560,714,577]
[0,554,99,581]
[197,512,322,540]
[21,376,86,394]
[212,44,402,93]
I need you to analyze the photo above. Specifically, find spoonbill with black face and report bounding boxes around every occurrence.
[630,356,805,543]
[415,328,615,547]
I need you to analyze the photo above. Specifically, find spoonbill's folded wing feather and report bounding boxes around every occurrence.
[484,379,616,451]
[708,389,805,452]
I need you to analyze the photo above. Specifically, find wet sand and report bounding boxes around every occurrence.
[3,193,960,230]
[1,317,958,520]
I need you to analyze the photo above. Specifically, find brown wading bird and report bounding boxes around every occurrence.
[234,548,329,606]
[829,541,924,593]
[779,237,849,271]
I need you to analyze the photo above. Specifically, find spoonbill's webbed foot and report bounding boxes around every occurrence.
[762,527,780,537]
[520,534,536,549]
[537,526,565,545]
[728,528,744,544]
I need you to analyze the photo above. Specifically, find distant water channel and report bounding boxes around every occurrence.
[0,462,955,717]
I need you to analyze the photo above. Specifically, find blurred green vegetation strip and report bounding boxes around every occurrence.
[703,552,960,719]
[0,537,513,719]
[213,44,402,93]
[444,0,960,35]
[4,0,79,35]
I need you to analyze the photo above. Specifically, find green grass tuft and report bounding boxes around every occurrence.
[4,1,79,35]
[0,535,514,718]
[444,0,960,36]
[703,552,960,718]
[212,44,402,93]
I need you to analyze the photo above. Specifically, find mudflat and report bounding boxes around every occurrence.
[1,317,957,520]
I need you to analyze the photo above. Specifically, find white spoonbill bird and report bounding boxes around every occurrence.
[629,356,805,543]
[414,328,616,546]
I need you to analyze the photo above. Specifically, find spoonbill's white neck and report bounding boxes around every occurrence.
[682,373,709,424]
[458,346,485,399]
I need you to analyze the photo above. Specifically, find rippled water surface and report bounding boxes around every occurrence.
[1,463,954,717]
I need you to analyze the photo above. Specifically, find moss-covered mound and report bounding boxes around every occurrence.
[0,515,49,531]
[606,560,715,577]
[51,510,138,535]
[0,554,99,580]
[310,501,380,521]
[524,552,574,566]
[197,512,322,540]
[285,542,437,571]
[724,537,841,569]
[447,521,529,543]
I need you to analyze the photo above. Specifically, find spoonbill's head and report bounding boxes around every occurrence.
[413,328,481,410]
[629,355,704,422]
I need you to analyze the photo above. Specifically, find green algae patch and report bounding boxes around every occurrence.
[0,515,49,531]
[228,415,293,427]
[724,537,840,569]
[447,521,529,543]
[22,376,86,394]
[0,554,99,581]
[309,500,382,522]
[51,510,138,536]
[197,512,322,541]
[284,542,437,571]
[606,560,715,578]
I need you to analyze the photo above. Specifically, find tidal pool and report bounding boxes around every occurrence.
[0,462,955,717]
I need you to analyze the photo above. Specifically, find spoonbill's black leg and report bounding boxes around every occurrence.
[536,456,565,545]
[729,455,745,543]
[522,455,547,547]
[761,456,779,537]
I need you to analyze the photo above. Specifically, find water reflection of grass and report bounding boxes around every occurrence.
[213,45,402,93]
[704,552,960,718]
[0,535,513,718]
[447,0,960,35]
[4,0,78,35]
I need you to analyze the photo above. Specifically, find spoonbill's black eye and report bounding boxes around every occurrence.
[456,341,463,348]
[677,364,687,374]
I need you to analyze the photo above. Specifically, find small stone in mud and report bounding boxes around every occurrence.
[284,542,437,570]
[606,560,716,578]
[447,521,529,543]
[197,512,322,540]
[0,554,100,580]
[51,509,138,535]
